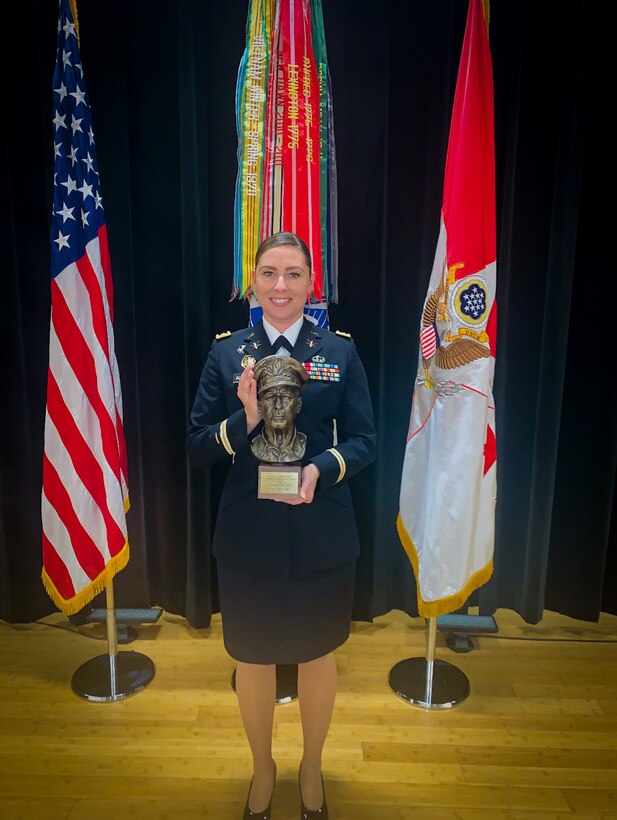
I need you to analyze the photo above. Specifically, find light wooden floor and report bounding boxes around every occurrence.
[1,606,616,820]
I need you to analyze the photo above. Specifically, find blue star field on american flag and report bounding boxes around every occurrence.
[51,1,105,280]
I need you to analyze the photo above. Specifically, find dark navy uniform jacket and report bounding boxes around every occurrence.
[188,318,377,577]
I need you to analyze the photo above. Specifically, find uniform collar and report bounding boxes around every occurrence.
[262,315,304,349]
[238,322,272,362]
[290,318,323,362]
[241,318,323,363]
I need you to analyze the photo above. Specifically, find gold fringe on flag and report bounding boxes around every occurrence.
[41,541,130,616]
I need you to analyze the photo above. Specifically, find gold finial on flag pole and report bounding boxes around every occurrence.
[481,0,490,33]
[68,0,80,44]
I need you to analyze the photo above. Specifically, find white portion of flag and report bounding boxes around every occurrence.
[398,219,496,616]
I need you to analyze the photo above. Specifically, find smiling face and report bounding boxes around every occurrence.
[251,244,314,332]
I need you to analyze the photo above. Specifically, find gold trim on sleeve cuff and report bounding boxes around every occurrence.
[220,419,235,456]
[327,447,346,483]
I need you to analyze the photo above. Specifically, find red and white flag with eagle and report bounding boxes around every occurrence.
[397,0,497,617]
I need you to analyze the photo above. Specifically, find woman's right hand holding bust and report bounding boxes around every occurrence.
[237,365,261,433]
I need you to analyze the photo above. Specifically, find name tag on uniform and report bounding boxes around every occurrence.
[233,373,242,384]
[303,362,340,381]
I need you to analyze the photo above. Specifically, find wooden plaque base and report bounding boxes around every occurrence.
[258,464,302,500]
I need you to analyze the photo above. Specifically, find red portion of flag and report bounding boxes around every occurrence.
[443,0,496,280]
[483,422,497,476]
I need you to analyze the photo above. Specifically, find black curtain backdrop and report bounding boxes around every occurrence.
[1,0,614,627]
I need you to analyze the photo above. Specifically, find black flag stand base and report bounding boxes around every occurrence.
[231,664,298,704]
[71,581,156,702]
[388,617,470,709]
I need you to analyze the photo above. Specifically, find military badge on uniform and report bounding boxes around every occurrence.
[312,355,325,363]
[303,362,340,382]
[241,355,256,369]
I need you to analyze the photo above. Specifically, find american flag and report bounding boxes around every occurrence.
[42,0,130,615]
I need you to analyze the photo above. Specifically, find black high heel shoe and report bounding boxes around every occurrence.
[299,767,328,819]
[243,761,277,820]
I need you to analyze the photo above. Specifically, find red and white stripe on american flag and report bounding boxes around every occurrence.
[42,228,129,614]
[420,323,437,360]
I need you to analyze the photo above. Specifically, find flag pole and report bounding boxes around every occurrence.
[104,581,118,697]
[423,616,437,703]
[388,617,470,709]
[70,579,156,702]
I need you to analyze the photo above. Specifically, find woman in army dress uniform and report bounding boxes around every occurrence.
[188,232,376,819]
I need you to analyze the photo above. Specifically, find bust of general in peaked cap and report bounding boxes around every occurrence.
[250,355,309,463]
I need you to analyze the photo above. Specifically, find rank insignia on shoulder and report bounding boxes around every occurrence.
[335,330,352,340]
[215,330,232,340]
[303,362,341,382]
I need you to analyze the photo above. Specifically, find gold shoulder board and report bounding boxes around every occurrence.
[335,330,352,340]
[215,330,232,341]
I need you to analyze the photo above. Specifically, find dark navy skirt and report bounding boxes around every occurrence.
[217,560,356,664]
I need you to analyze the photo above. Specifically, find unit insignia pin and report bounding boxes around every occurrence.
[237,344,246,354]
[306,339,317,348]
[250,341,262,350]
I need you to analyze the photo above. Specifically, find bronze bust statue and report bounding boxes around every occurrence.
[251,355,309,463]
